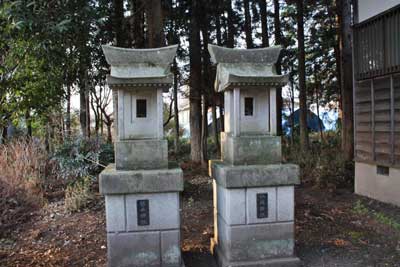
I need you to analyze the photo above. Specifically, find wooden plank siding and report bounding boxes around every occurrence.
[394,75,400,165]
[354,5,400,80]
[355,74,400,167]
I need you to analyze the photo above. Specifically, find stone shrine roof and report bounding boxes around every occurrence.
[208,44,289,92]
[102,45,178,90]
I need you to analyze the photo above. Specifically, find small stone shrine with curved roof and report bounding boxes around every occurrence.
[208,44,301,267]
[99,45,184,267]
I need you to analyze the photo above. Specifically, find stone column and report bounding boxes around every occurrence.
[208,44,301,267]
[100,45,184,267]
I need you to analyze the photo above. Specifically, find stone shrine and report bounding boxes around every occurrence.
[100,45,184,267]
[208,44,301,267]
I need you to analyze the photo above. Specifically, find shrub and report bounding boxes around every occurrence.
[64,176,93,212]
[52,136,114,180]
[284,132,354,189]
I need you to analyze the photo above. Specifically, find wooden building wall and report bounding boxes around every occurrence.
[355,74,400,167]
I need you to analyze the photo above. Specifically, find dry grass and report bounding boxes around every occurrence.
[0,139,48,236]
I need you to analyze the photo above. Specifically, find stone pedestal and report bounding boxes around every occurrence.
[100,165,184,267]
[209,161,300,267]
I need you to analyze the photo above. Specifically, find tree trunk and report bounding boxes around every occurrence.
[85,79,91,138]
[226,0,235,48]
[189,0,203,162]
[25,110,32,137]
[173,60,180,154]
[215,2,224,133]
[202,94,208,163]
[316,84,324,142]
[244,0,253,48]
[113,0,126,47]
[297,0,309,151]
[66,84,71,137]
[212,96,220,157]
[274,0,283,136]
[215,0,222,46]
[338,0,354,161]
[290,78,295,145]
[130,0,146,48]
[259,0,269,47]
[1,126,7,143]
[79,82,88,137]
[145,0,164,48]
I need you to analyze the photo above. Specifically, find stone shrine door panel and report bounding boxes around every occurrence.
[240,88,269,135]
[118,88,163,140]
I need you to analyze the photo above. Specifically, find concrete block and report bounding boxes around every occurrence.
[100,165,184,194]
[217,219,295,261]
[105,195,126,233]
[214,244,300,267]
[126,192,180,231]
[209,161,300,188]
[107,232,160,267]
[277,186,294,221]
[115,139,168,170]
[221,133,281,165]
[161,230,182,267]
[217,186,246,225]
[246,187,277,224]
[355,162,400,206]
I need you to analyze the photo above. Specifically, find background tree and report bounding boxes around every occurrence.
[338,0,354,161]
[296,0,309,150]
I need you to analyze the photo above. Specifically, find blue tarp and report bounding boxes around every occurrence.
[282,109,338,135]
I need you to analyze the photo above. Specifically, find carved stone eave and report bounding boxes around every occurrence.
[208,44,282,64]
[102,44,178,89]
[106,75,172,92]
[208,45,289,92]
[214,62,289,92]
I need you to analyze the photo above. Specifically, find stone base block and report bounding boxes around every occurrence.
[100,165,183,195]
[210,167,299,267]
[115,139,168,170]
[104,191,184,267]
[221,133,281,165]
[108,230,184,267]
[209,161,300,188]
[213,244,300,267]
[216,219,295,262]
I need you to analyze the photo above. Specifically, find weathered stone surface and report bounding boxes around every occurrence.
[214,244,300,267]
[221,133,282,165]
[108,232,160,267]
[161,230,182,267]
[217,186,246,225]
[100,165,183,195]
[115,139,168,170]
[103,45,178,67]
[105,195,126,233]
[210,161,300,188]
[126,192,180,231]
[208,44,282,64]
[217,219,295,262]
[277,186,294,221]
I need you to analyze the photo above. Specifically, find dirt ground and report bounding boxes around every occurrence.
[1,166,400,267]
